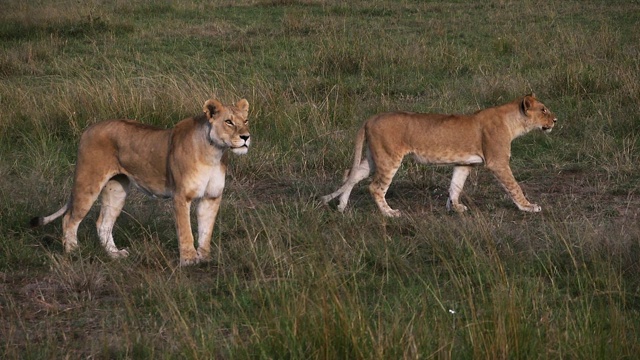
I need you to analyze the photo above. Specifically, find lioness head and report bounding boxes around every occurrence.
[521,94,557,133]
[203,98,250,154]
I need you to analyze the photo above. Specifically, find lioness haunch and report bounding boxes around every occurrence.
[31,98,250,266]
[322,94,557,217]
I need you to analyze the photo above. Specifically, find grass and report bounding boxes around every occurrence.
[1,0,639,358]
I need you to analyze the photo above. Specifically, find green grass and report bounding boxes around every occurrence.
[1,0,639,358]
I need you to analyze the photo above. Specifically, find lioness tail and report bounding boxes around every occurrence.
[348,125,367,178]
[30,203,69,228]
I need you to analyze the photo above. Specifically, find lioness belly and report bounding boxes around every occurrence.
[132,180,172,199]
[411,153,483,165]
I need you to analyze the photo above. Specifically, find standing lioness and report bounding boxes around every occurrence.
[31,98,250,266]
[322,94,557,217]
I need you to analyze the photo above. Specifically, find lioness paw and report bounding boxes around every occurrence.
[446,199,468,213]
[64,244,79,253]
[180,257,198,267]
[519,203,542,213]
[107,248,129,259]
[63,238,79,253]
[383,209,402,218]
[196,249,212,263]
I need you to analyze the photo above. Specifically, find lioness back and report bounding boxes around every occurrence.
[78,120,174,197]
[364,112,485,165]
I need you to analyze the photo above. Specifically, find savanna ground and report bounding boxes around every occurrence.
[1,0,639,358]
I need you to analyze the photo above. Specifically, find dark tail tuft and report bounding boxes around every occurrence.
[30,217,43,228]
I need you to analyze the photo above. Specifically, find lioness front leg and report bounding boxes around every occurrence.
[488,164,541,212]
[195,197,222,263]
[174,195,198,266]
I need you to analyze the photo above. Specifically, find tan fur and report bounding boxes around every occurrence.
[322,94,557,217]
[32,98,250,266]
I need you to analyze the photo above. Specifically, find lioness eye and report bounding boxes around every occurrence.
[225,119,234,126]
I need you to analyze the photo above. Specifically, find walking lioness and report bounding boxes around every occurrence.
[31,98,250,265]
[322,94,557,217]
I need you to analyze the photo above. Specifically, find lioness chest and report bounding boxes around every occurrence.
[181,163,226,200]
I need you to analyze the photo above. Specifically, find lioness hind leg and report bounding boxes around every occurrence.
[446,165,471,213]
[336,154,373,212]
[62,176,112,253]
[368,157,402,217]
[321,152,373,212]
[96,175,130,258]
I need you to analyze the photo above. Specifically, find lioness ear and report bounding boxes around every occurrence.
[236,99,249,117]
[203,99,224,120]
[521,95,534,116]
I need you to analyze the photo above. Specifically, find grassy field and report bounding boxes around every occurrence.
[1,0,639,358]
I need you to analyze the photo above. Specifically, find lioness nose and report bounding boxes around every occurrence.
[240,135,250,141]
[553,118,557,123]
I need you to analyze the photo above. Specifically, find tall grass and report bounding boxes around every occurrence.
[1,0,639,358]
